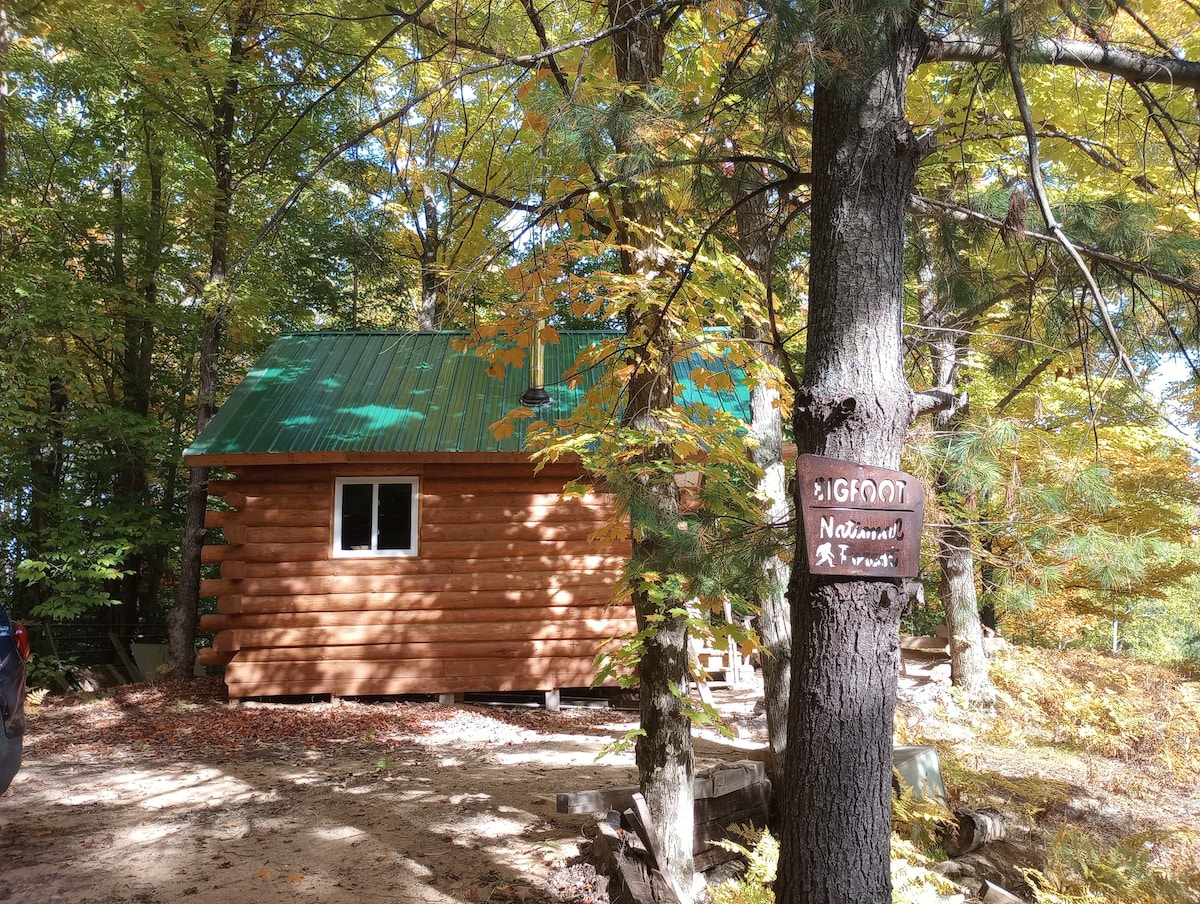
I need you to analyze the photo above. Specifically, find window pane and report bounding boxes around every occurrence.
[341,483,374,550]
[376,483,413,550]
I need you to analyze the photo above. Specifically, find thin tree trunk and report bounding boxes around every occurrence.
[607,0,694,894]
[919,251,997,702]
[732,177,791,787]
[777,9,925,901]
[168,1,256,677]
[939,523,995,700]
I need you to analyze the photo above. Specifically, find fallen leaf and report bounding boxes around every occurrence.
[256,869,272,879]
[282,874,303,883]
[218,862,233,869]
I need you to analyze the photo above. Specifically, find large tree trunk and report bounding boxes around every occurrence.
[776,9,925,902]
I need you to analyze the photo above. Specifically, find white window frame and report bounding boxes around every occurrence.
[332,477,420,558]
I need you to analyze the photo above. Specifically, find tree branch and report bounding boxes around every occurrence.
[907,196,1200,296]
[926,33,1200,89]
[999,2,1139,384]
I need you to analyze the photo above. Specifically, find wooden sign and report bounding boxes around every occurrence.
[795,454,924,579]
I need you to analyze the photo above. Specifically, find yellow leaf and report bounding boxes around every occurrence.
[282,874,304,883]
[256,869,272,879]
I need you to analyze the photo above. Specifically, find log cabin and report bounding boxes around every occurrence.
[186,330,751,702]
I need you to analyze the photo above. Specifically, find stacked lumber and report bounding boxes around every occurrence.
[197,460,635,700]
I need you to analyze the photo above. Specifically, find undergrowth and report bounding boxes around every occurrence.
[707,647,1200,903]
[986,648,1200,775]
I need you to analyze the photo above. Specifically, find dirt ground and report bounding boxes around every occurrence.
[4,659,1198,904]
[0,679,765,904]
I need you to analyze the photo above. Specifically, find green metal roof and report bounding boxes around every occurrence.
[185,330,752,458]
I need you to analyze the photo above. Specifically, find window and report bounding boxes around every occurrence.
[333,478,419,557]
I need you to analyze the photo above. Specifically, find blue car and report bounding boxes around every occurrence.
[0,604,28,795]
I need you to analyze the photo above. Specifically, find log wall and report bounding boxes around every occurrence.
[198,460,635,700]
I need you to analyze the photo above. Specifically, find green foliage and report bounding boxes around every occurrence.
[891,778,954,854]
[1026,827,1200,904]
[24,654,80,694]
[986,648,1200,776]
[709,826,777,904]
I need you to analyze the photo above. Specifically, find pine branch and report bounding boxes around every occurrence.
[907,196,1200,297]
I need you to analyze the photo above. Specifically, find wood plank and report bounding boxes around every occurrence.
[213,619,625,652]
[200,604,624,633]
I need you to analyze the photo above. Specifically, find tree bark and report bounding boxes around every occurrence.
[776,8,925,901]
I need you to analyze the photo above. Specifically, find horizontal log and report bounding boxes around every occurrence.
[234,554,627,580]
[420,480,600,497]
[422,521,614,542]
[417,539,630,560]
[221,560,246,581]
[221,524,247,545]
[198,648,235,666]
[228,464,334,481]
[225,655,601,685]
[422,491,594,508]
[423,461,582,478]
[199,537,630,564]
[205,510,239,529]
[201,544,234,564]
[224,492,327,511]
[420,504,612,525]
[225,667,615,700]
[224,524,618,547]
[228,508,330,528]
[217,586,623,615]
[224,637,626,663]
[216,594,244,614]
[202,568,624,599]
[200,604,622,633]
[213,618,624,651]
[206,479,241,497]
[245,526,330,545]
